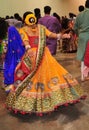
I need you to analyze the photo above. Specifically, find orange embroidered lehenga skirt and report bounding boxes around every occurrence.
[5,26,86,115]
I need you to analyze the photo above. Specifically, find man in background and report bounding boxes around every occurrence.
[38,6,61,55]
[74,0,89,81]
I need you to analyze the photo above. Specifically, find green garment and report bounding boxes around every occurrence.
[0,38,7,54]
[0,44,3,54]
[74,8,89,61]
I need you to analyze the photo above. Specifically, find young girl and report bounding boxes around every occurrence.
[4,12,86,115]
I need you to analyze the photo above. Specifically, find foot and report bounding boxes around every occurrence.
[81,76,89,82]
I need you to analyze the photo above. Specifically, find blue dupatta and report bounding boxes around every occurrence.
[4,26,25,85]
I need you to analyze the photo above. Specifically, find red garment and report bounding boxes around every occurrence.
[28,35,38,48]
[84,41,89,67]
[14,36,38,81]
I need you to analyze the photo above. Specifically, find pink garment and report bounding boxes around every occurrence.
[83,66,89,77]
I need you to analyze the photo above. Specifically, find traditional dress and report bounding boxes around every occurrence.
[5,25,86,115]
[4,26,25,87]
[74,8,89,81]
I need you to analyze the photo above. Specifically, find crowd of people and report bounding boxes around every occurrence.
[0,0,89,116]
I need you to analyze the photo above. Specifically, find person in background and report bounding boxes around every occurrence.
[53,12,62,49]
[4,12,86,115]
[3,26,25,92]
[0,18,8,71]
[34,8,41,24]
[14,13,23,22]
[14,13,23,28]
[5,14,22,28]
[38,6,61,55]
[61,20,77,53]
[74,0,89,81]
[53,12,61,27]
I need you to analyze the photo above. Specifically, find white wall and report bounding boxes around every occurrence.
[0,0,85,18]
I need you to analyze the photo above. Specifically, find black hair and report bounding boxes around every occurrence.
[44,6,51,14]
[34,8,41,23]
[23,11,33,22]
[85,0,89,8]
[53,12,61,22]
[79,5,84,12]
[34,8,40,14]
[14,13,22,21]
[0,18,9,40]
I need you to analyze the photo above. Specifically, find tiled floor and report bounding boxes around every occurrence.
[0,50,89,130]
